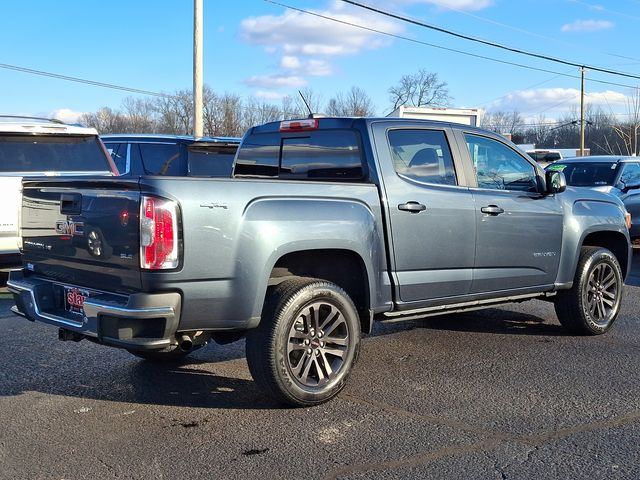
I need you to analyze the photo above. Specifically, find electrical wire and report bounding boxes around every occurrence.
[263,0,640,90]
[0,62,174,98]
[338,0,640,80]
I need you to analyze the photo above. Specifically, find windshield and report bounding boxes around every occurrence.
[187,144,238,177]
[527,151,562,163]
[0,134,112,173]
[547,162,618,187]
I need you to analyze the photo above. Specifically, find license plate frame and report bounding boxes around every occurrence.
[64,286,90,316]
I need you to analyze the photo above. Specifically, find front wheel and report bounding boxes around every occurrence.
[554,246,623,335]
[246,278,361,407]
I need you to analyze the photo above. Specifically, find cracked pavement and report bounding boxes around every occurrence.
[1,255,640,479]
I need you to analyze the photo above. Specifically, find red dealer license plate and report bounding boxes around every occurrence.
[64,287,89,315]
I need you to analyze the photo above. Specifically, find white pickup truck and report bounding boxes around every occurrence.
[0,116,115,268]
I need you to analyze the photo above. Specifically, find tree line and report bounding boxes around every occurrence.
[80,69,451,137]
[79,69,638,156]
[481,89,640,156]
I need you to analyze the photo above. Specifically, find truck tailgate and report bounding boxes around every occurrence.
[20,178,142,292]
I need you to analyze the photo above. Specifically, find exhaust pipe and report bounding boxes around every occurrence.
[58,328,84,342]
[178,334,193,352]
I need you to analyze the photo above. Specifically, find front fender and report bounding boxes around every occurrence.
[555,198,630,286]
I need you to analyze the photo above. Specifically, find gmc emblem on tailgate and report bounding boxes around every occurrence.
[55,220,84,236]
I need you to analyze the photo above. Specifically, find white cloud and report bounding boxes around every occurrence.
[254,90,286,100]
[244,74,307,89]
[240,3,401,57]
[561,19,614,32]
[240,1,402,89]
[488,88,629,113]
[49,108,85,124]
[280,56,302,70]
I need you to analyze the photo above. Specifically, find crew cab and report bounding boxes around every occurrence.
[8,117,631,406]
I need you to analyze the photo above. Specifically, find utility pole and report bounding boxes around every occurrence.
[193,0,203,138]
[579,66,586,157]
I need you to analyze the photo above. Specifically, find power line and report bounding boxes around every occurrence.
[0,62,174,98]
[339,0,640,80]
[430,2,640,63]
[264,0,639,91]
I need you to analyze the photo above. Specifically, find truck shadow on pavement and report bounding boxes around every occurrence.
[387,307,570,337]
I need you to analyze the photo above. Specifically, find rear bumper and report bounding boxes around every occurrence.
[7,270,181,351]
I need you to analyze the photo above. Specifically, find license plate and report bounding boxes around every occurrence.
[64,287,89,315]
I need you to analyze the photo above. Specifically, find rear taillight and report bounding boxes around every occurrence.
[140,196,179,270]
[279,118,319,132]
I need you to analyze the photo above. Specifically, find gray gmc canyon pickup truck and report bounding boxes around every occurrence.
[8,117,632,406]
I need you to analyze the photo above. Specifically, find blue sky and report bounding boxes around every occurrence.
[1,0,638,123]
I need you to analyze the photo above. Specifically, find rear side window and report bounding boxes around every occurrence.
[234,130,364,180]
[280,131,362,180]
[138,143,181,176]
[388,129,456,185]
[0,135,111,173]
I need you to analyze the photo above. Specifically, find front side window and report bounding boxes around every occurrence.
[618,162,640,189]
[388,129,456,185]
[466,134,538,192]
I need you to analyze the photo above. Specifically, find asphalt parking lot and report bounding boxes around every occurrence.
[1,258,640,479]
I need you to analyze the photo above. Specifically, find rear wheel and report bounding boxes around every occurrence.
[246,278,361,407]
[554,247,623,335]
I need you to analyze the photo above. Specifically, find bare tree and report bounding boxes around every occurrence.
[152,89,192,134]
[326,86,375,117]
[122,97,156,132]
[388,70,451,110]
[481,110,524,136]
[609,88,640,156]
[295,87,324,116]
[80,107,129,133]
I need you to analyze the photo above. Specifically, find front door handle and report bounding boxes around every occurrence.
[398,201,427,213]
[481,205,504,215]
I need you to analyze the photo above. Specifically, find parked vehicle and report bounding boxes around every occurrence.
[102,134,241,177]
[0,116,115,268]
[526,149,563,166]
[9,117,631,406]
[387,106,480,126]
[546,155,640,240]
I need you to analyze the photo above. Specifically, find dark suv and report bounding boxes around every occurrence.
[102,134,241,177]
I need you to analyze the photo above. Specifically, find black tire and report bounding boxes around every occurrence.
[246,278,361,407]
[128,346,196,363]
[554,246,623,335]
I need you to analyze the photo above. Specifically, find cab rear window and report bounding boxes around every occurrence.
[0,135,111,173]
[234,130,364,181]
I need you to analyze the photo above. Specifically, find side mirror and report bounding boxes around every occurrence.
[622,180,640,193]
[545,170,566,194]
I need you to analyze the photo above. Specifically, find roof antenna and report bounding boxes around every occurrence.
[298,90,313,118]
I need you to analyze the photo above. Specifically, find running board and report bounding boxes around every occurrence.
[378,292,551,323]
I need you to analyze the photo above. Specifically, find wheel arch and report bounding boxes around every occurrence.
[266,249,373,333]
[582,230,630,279]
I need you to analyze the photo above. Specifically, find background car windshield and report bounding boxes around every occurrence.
[188,145,237,177]
[528,152,561,163]
[552,162,618,186]
[0,135,110,172]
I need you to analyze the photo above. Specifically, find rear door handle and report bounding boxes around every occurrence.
[60,193,82,215]
[398,202,427,213]
[481,205,504,215]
